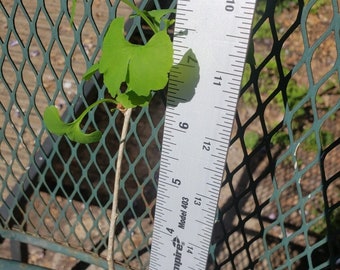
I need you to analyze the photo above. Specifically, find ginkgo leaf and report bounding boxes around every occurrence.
[99,17,173,107]
[83,62,99,80]
[146,9,176,23]
[43,106,102,144]
[145,9,176,31]
[116,91,152,108]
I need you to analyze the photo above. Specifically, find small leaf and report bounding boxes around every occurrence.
[43,106,72,135]
[43,106,102,144]
[83,62,99,80]
[146,9,176,22]
[146,9,176,31]
[70,0,77,25]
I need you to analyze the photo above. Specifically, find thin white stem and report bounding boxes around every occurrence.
[107,108,133,270]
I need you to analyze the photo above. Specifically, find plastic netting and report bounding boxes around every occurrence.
[0,0,339,269]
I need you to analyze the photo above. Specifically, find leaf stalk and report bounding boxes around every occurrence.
[121,0,159,33]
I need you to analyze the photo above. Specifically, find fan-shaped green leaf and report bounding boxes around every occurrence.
[43,106,102,144]
[98,17,173,108]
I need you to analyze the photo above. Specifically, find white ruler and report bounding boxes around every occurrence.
[150,1,256,269]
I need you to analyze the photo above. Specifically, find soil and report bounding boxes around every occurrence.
[0,1,339,270]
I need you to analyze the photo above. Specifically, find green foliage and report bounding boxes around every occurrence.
[140,9,176,31]
[305,0,328,14]
[44,4,175,143]
[70,0,77,25]
[93,17,173,108]
[43,106,101,144]
[271,130,290,147]
[244,131,260,150]
[43,99,116,144]
[309,190,340,244]
[320,130,334,148]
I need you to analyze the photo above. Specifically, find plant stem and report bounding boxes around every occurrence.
[106,2,159,268]
[107,108,133,270]
[77,98,116,121]
[121,0,158,33]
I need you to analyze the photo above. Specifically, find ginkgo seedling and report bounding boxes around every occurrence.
[43,6,175,143]
[43,3,176,270]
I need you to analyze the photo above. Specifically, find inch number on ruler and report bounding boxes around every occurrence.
[150,1,256,269]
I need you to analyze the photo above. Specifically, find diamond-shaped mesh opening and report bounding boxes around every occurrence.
[1,0,339,269]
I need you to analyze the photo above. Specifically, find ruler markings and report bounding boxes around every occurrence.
[233,51,246,57]
[165,110,181,116]
[156,192,170,201]
[214,106,236,113]
[177,8,193,13]
[173,33,187,40]
[159,159,171,167]
[167,82,180,87]
[173,26,194,32]
[149,249,165,259]
[158,175,170,184]
[153,216,167,224]
[161,150,171,157]
[155,201,172,213]
[150,0,255,269]
[161,135,174,142]
[157,166,172,174]
[194,219,211,228]
[161,181,180,189]
[204,165,224,174]
[207,181,221,190]
[238,24,252,30]
[149,261,161,268]
[198,235,212,246]
[170,69,183,75]
[169,78,186,84]
[216,147,229,153]
[224,93,239,99]
[212,155,227,164]
[160,148,173,155]
[157,184,171,195]
[206,200,219,208]
[153,228,172,238]
[167,96,189,103]
[201,210,216,219]
[158,165,172,173]
[236,15,253,21]
[231,68,244,73]
[228,81,242,87]
[226,34,248,40]
[164,118,176,124]
[161,153,179,161]
[167,90,181,97]
[195,192,213,200]
[231,62,245,68]
[161,142,176,148]
[176,12,188,17]
[163,124,181,131]
[158,170,169,177]
[204,137,229,146]
[235,47,248,52]
[166,88,182,94]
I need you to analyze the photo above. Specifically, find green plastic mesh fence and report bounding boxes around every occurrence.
[0,0,339,269]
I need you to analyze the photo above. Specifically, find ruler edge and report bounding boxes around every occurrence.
[150,1,257,269]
